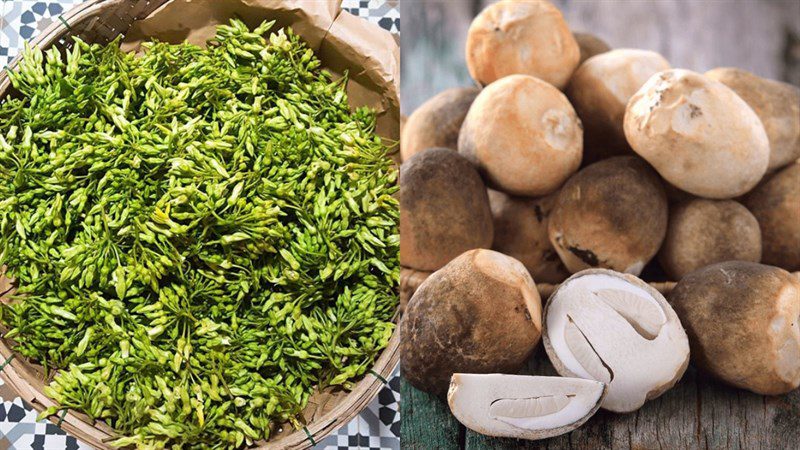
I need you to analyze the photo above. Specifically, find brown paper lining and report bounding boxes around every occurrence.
[121,0,400,143]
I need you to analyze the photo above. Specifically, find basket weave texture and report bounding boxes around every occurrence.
[0,1,400,449]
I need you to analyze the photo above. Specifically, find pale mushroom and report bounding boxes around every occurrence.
[459,74,583,197]
[448,373,605,440]
[466,0,580,89]
[624,69,770,199]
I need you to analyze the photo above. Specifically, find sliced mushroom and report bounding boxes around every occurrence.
[448,373,606,440]
[543,269,690,413]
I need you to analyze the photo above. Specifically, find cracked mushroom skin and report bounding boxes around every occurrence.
[547,156,668,275]
[624,69,770,199]
[658,199,762,280]
[466,0,580,89]
[743,162,800,271]
[400,148,494,271]
[400,87,480,162]
[400,249,543,396]
[488,189,570,284]
[705,67,800,171]
[567,49,670,163]
[543,269,690,412]
[459,74,583,196]
[574,32,611,65]
[669,261,800,395]
[448,374,606,440]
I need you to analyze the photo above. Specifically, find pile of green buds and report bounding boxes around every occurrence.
[0,19,398,449]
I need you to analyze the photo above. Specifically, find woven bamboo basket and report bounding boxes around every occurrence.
[0,1,400,449]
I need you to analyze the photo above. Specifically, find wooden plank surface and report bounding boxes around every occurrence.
[403,347,800,450]
[401,376,464,450]
[401,0,800,113]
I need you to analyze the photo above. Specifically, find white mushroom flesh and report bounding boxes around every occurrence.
[545,271,689,412]
[448,373,605,440]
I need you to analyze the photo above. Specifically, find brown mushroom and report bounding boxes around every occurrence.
[706,67,800,171]
[547,156,668,275]
[400,249,542,396]
[400,87,480,161]
[400,148,493,271]
[743,162,800,271]
[659,199,762,280]
[670,261,800,395]
[488,189,570,284]
[573,32,611,65]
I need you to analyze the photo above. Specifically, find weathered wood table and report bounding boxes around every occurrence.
[402,346,800,450]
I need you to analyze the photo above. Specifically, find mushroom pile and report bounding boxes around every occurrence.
[400,0,800,441]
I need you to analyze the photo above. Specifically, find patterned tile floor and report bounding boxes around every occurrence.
[0,1,400,449]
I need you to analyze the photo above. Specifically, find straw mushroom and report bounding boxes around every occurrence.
[624,69,770,199]
[706,67,800,171]
[574,32,611,65]
[488,189,570,284]
[400,87,480,161]
[567,49,670,163]
[547,156,668,275]
[400,249,542,396]
[659,199,762,280]
[743,161,800,271]
[465,0,580,89]
[459,75,583,196]
[448,374,606,440]
[670,261,800,395]
[543,269,690,412]
[400,148,493,271]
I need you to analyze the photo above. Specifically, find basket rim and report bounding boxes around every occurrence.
[0,1,401,448]
[0,329,400,449]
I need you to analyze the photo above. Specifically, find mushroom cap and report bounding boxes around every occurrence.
[400,249,542,396]
[669,261,800,395]
[624,69,770,199]
[547,156,668,275]
[448,373,606,440]
[706,67,800,171]
[400,87,480,162]
[567,49,670,163]
[543,269,690,412]
[459,74,583,196]
[744,161,800,272]
[399,148,493,271]
[573,32,611,65]
[466,0,580,89]
[659,199,762,280]
[488,189,570,284]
